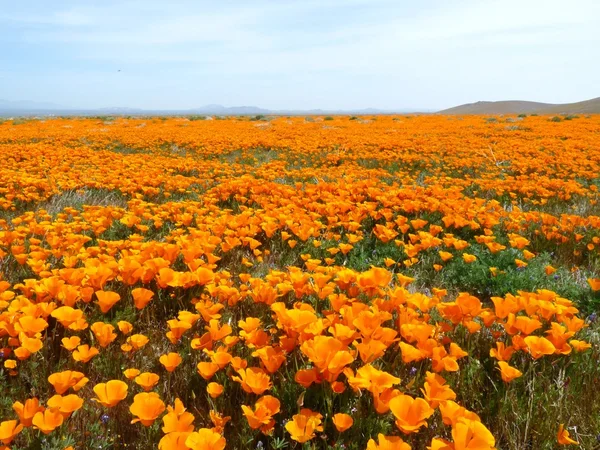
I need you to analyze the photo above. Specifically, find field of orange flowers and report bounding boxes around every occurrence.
[0,114,599,449]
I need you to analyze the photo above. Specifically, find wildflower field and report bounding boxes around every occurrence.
[1,114,600,450]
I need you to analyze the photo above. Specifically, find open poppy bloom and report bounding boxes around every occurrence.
[366,433,411,450]
[72,344,99,363]
[159,432,193,450]
[132,287,155,309]
[46,394,84,418]
[93,380,128,407]
[207,382,224,399]
[0,420,23,445]
[48,370,86,395]
[588,278,600,291]
[497,361,523,383]
[241,395,280,433]
[90,322,117,347]
[130,392,166,426]
[451,418,496,449]
[285,409,323,443]
[185,428,226,450]
[135,372,160,391]
[332,413,353,432]
[421,371,456,407]
[13,398,44,427]
[95,290,121,313]
[232,367,272,395]
[160,352,183,372]
[523,336,556,359]
[118,320,134,334]
[61,336,81,351]
[32,409,64,434]
[162,398,195,434]
[389,394,434,434]
[124,368,141,380]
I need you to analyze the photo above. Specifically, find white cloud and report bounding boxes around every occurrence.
[1,0,599,109]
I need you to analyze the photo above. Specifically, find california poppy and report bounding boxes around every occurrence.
[93,380,128,407]
[130,392,166,426]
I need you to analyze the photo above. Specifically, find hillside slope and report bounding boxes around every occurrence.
[439,97,600,115]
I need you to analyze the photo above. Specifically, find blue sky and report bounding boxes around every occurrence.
[1,0,599,110]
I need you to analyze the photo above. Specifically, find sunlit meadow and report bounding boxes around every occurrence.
[0,114,599,449]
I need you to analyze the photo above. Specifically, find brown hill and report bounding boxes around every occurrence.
[439,97,600,115]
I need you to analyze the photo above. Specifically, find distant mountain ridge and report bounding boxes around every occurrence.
[0,100,426,117]
[439,97,600,115]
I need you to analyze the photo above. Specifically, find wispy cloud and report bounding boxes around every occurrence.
[1,0,598,109]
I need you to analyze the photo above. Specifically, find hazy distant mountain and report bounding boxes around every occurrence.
[0,100,430,117]
[439,97,600,115]
[95,107,145,114]
[189,105,271,115]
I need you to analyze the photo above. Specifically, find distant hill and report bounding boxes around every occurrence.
[439,97,600,115]
[0,101,431,117]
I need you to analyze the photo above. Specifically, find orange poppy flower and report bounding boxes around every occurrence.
[90,322,117,348]
[118,320,133,334]
[12,398,43,427]
[439,251,453,262]
[48,370,86,395]
[300,336,354,382]
[557,423,578,445]
[135,372,160,391]
[185,428,226,450]
[207,382,224,399]
[452,418,496,449]
[46,394,84,418]
[130,392,166,426]
[366,434,411,450]
[16,316,48,336]
[51,306,84,328]
[252,346,286,373]
[132,287,155,309]
[209,410,231,434]
[95,290,121,313]
[332,413,353,432]
[93,380,128,407]
[197,362,220,380]
[158,432,194,450]
[439,401,481,426]
[61,336,81,351]
[421,372,456,408]
[232,367,272,395]
[462,253,477,263]
[241,395,280,432]
[569,340,592,352]
[32,409,64,434]
[127,334,149,350]
[489,342,515,361]
[388,394,434,434]
[0,420,23,445]
[162,398,195,434]
[285,409,323,443]
[159,353,183,372]
[497,361,523,383]
[124,368,141,380]
[72,344,99,363]
[523,336,556,359]
[588,278,600,291]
